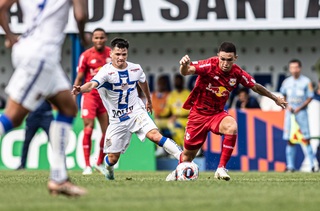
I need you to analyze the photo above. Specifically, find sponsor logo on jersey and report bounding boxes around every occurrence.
[214,76,219,80]
[251,78,256,84]
[131,68,139,72]
[90,59,96,64]
[229,78,236,86]
[206,83,229,97]
[112,106,134,118]
[108,72,115,75]
[242,75,249,84]
[199,64,211,68]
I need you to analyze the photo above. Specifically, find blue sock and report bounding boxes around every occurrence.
[306,144,314,169]
[0,114,13,134]
[286,145,296,170]
[105,155,115,166]
[158,137,167,147]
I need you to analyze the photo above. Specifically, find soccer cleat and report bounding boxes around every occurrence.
[82,166,92,175]
[284,168,295,173]
[166,170,177,181]
[47,180,87,197]
[94,164,106,175]
[214,167,231,181]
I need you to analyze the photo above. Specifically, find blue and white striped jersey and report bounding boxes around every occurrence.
[92,62,146,123]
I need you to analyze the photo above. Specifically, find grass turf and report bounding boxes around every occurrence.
[0,170,319,211]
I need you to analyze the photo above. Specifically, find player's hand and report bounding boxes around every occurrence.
[71,85,81,95]
[146,101,153,115]
[179,55,190,66]
[275,96,287,109]
[4,34,18,49]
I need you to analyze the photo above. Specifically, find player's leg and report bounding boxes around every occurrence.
[213,115,237,181]
[19,119,39,169]
[82,118,95,175]
[285,141,296,172]
[47,90,87,197]
[95,109,109,175]
[305,139,315,172]
[104,152,120,180]
[146,129,182,160]
[0,98,29,136]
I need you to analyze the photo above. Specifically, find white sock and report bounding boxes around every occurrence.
[163,138,183,160]
[49,120,70,183]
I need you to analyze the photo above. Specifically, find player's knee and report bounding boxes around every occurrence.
[223,123,237,135]
[108,153,119,165]
[147,129,162,144]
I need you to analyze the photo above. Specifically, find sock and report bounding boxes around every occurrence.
[0,114,14,135]
[105,155,115,171]
[178,152,183,165]
[306,144,314,169]
[218,134,237,168]
[286,145,296,170]
[96,133,106,165]
[158,137,182,160]
[49,113,73,183]
[83,127,93,167]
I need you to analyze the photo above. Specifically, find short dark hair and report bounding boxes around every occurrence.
[289,59,302,67]
[93,28,106,35]
[175,74,183,81]
[218,42,236,55]
[237,87,249,95]
[111,37,129,50]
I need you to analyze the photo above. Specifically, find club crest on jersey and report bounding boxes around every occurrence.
[120,77,129,91]
[186,132,190,140]
[229,78,236,86]
[214,76,219,80]
[105,138,112,147]
[90,59,96,64]
[206,83,229,97]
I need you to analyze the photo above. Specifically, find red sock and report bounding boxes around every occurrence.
[96,133,105,165]
[178,152,183,165]
[83,128,93,167]
[218,134,237,168]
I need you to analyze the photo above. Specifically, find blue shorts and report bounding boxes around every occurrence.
[283,109,310,140]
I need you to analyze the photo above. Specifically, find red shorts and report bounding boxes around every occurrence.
[184,109,230,150]
[81,93,106,119]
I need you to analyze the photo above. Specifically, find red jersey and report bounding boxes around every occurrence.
[77,46,111,95]
[183,57,256,115]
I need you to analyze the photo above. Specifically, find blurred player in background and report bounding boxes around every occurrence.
[0,0,90,197]
[17,100,53,170]
[74,28,111,175]
[280,59,314,172]
[167,42,287,181]
[72,38,183,180]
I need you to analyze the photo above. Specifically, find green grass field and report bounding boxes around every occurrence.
[0,170,319,211]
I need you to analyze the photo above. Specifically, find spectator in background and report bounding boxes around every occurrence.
[17,101,53,170]
[280,59,314,172]
[166,74,190,149]
[236,87,260,109]
[152,75,171,157]
[313,79,320,101]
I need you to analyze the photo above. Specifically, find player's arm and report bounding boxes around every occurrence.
[138,81,153,114]
[0,0,18,48]
[73,71,85,101]
[71,0,90,46]
[180,55,196,76]
[72,81,98,95]
[251,83,287,109]
[293,97,312,114]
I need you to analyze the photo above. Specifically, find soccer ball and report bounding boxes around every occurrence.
[176,162,199,181]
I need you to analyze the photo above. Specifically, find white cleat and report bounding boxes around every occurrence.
[94,164,106,175]
[166,170,177,181]
[104,155,115,180]
[82,166,92,175]
[214,167,230,181]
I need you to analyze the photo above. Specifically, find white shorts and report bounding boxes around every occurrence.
[104,110,158,154]
[6,57,70,111]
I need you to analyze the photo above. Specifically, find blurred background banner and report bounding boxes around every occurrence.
[1,0,320,34]
[0,111,156,171]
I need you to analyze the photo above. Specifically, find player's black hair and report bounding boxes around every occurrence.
[175,74,184,81]
[111,38,129,50]
[218,42,236,55]
[289,59,302,67]
[93,28,106,35]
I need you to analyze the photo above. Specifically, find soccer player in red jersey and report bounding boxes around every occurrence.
[73,28,111,175]
[166,42,287,181]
